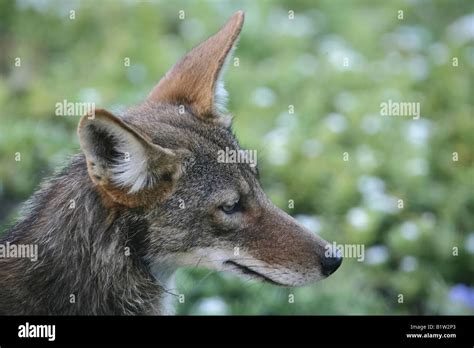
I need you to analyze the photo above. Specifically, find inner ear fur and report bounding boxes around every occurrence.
[77,109,185,208]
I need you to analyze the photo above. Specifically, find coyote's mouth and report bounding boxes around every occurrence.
[224,260,284,286]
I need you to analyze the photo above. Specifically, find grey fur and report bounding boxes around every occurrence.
[0,12,341,315]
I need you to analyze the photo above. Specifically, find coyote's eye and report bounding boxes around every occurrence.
[220,200,241,214]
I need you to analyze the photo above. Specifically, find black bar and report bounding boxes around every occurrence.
[0,315,472,345]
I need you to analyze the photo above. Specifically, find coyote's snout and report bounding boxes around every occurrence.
[0,11,341,315]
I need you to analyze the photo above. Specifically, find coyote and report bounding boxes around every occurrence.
[0,11,342,315]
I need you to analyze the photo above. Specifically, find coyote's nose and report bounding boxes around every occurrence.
[321,254,343,276]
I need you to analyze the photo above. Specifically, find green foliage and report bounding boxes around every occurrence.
[0,0,473,314]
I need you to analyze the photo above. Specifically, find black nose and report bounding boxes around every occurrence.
[321,254,343,276]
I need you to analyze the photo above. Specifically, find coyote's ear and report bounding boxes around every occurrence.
[77,109,182,207]
[147,11,244,119]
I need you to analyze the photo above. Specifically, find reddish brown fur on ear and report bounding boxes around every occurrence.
[77,109,184,209]
[147,11,245,119]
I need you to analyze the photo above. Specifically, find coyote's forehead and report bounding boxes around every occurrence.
[125,103,239,152]
[124,102,257,185]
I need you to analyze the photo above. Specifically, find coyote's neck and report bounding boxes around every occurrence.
[0,154,171,315]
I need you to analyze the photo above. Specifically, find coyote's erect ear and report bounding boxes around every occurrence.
[77,109,182,207]
[147,11,244,119]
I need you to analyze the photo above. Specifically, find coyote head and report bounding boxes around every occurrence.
[77,11,342,287]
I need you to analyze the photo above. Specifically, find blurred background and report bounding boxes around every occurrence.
[0,0,473,314]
